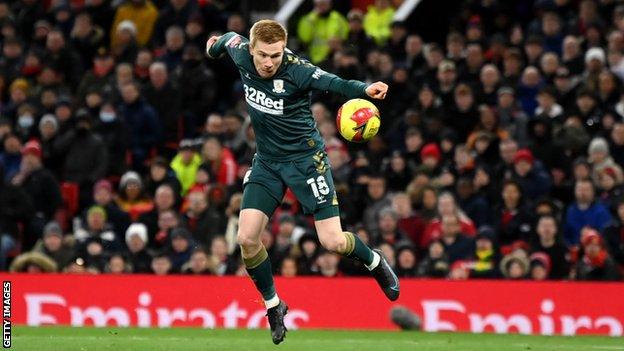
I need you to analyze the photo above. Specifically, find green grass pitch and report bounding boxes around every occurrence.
[12,326,623,351]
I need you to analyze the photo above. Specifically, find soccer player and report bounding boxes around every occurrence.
[206,20,399,344]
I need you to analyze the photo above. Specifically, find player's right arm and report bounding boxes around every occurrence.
[205,32,239,59]
[290,59,387,100]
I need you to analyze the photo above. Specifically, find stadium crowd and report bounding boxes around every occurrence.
[1,0,624,281]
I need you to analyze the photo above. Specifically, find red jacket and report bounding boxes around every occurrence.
[211,148,238,186]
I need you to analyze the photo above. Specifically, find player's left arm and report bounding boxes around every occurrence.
[290,61,388,99]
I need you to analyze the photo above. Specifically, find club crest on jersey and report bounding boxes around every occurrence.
[272,79,285,94]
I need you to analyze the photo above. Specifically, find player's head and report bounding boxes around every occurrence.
[249,19,287,78]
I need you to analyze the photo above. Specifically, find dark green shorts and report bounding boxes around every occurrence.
[241,151,339,220]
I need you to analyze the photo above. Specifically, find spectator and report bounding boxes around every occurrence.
[200,136,238,188]
[139,183,178,238]
[529,252,551,281]
[183,188,225,246]
[151,252,172,275]
[588,137,623,185]
[75,205,121,252]
[170,139,202,194]
[416,240,449,277]
[153,0,196,47]
[564,179,612,246]
[530,215,570,279]
[360,174,392,233]
[511,148,552,200]
[71,12,105,69]
[345,9,375,63]
[471,226,498,279]
[374,207,407,246]
[143,62,181,156]
[125,223,152,273]
[421,192,476,249]
[54,109,108,207]
[493,180,535,247]
[43,29,84,88]
[456,176,489,228]
[11,140,62,243]
[280,257,298,277]
[575,228,620,281]
[93,179,131,237]
[105,253,133,273]
[394,243,417,278]
[118,81,161,171]
[181,247,214,275]
[9,251,58,273]
[32,222,73,271]
[439,215,475,264]
[603,199,624,267]
[297,0,349,63]
[391,192,425,246]
[150,209,178,247]
[221,112,246,156]
[110,0,158,48]
[173,45,216,129]
[115,171,154,221]
[92,101,129,177]
[609,122,624,167]
[363,0,394,46]
[145,156,182,197]
[210,236,233,275]
[0,134,23,181]
[500,250,530,279]
[316,248,342,277]
[168,227,195,272]
[158,26,186,72]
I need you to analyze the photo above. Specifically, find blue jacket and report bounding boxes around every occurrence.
[564,202,612,246]
[513,162,552,200]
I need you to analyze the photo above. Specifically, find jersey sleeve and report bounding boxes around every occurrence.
[289,59,368,99]
[206,32,247,60]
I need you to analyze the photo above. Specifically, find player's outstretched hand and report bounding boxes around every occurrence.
[366,81,388,100]
[205,35,221,56]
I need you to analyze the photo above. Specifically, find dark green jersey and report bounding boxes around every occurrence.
[208,32,368,161]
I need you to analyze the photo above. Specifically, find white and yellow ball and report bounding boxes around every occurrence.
[336,98,381,143]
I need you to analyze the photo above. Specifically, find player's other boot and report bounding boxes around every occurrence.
[371,249,400,301]
[266,300,288,344]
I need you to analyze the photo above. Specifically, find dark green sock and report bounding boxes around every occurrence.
[243,246,276,301]
[342,232,374,266]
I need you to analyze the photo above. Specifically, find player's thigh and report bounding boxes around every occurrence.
[239,157,284,244]
[241,156,285,218]
[284,150,340,220]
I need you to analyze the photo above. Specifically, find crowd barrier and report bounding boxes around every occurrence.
[4,274,624,336]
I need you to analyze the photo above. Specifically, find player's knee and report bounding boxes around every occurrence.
[319,233,346,253]
[236,232,261,249]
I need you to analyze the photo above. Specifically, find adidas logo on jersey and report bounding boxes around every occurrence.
[244,84,284,115]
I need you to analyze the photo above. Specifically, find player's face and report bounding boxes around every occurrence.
[250,40,285,78]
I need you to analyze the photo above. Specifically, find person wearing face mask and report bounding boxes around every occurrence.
[92,101,128,177]
[15,104,37,141]
[297,0,349,64]
[53,108,109,208]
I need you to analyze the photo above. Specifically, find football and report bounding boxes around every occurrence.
[336,98,381,143]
